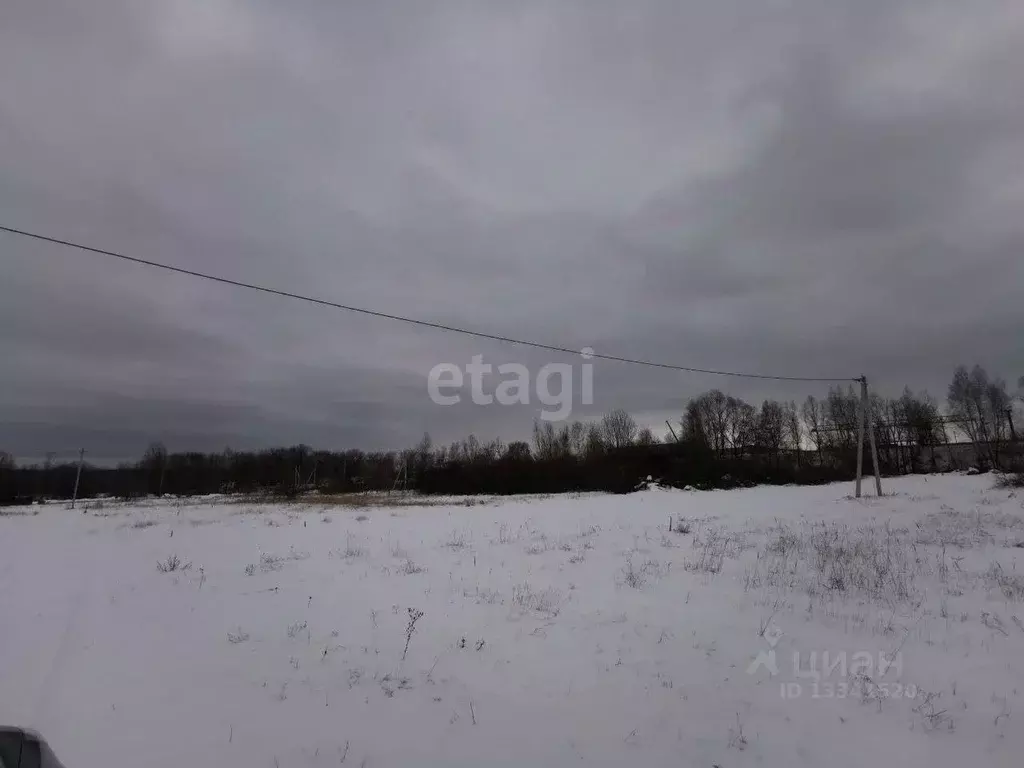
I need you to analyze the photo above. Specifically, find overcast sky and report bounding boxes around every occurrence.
[2,0,1023,462]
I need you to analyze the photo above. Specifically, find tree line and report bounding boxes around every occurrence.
[1,364,1020,504]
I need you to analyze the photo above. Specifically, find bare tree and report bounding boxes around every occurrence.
[532,421,556,460]
[568,421,587,457]
[948,364,1009,467]
[584,422,606,458]
[462,434,482,462]
[692,390,730,454]
[532,421,570,460]
[555,424,572,457]
[986,378,1012,446]
[636,427,657,446]
[483,438,505,462]
[823,385,860,458]
[785,401,801,467]
[949,365,987,447]
[754,400,786,466]
[681,401,709,450]
[601,409,638,449]
[802,396,825,465]
[142,441,168,495]
[412,432,433,480]
[505,441,532,461]
[897,388,943,471]
[725,396,755,458]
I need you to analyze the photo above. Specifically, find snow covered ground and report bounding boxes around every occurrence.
[2,474,1023,767]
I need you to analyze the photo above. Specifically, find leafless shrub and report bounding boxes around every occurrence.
[852,673,891,712]
[446,530,468,550]
[131,519,159,530]
[0,507,39,517]
[261,547,310,572]
[403,608,424,661]
[343,533,365,558]
[755,522,921,602]
[684,528,733,574]
[380,672,412,697]
[727,713,748,750]
[809,523,917,600]
[671,518,692,535]
[988,510,1024,528]
[286,621,308,639]
[399,558,424,575]
[244,563,255,576]
[985,563,1024,601]
[916,504,1023,548]
[742,565,762,592]
[622,557,647,588]
[621,556,667,588]
[156,554,190,573]
[347,668,362,688]
[391,542,409,560]
[260,552,284,571]
[511,583,561,616]
[766,524,803,557]
[758,599,783,636]
[980,611,1009,635]
[494,522,519,545]
[287,492,453,510]
[227,628,250,644]
[912,690,953,731]
[465,587,503,605]
[996,472,1024,489]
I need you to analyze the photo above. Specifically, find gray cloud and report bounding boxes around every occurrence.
[2,0,1022,461]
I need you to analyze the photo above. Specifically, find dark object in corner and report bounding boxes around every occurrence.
[0,727,67,768]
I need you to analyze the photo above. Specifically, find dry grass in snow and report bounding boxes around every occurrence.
[2,473,1024,767]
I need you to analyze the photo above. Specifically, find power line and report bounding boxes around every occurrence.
[1,223,857,383]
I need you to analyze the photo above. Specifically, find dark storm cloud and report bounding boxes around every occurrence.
[1,0,1022,460]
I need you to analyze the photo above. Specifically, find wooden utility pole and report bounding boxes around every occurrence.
[865,379,883,496]
[855,378,882,497]
[71,448,85,509]
[855,380,866,498]
[665,420,680,443]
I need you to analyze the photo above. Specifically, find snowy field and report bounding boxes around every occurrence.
[2,474,1023,768]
